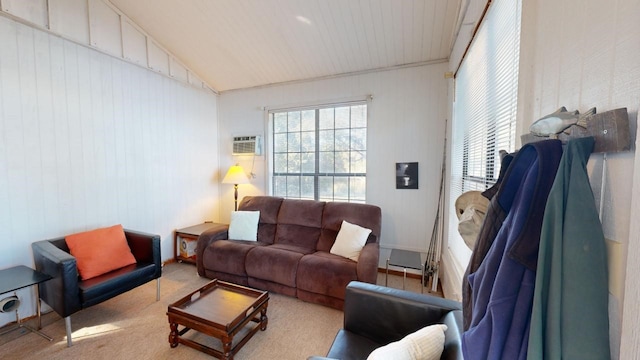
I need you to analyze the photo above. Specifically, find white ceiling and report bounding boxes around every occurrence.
[109,0,463,92]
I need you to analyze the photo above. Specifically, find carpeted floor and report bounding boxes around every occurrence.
[0,262,433,359]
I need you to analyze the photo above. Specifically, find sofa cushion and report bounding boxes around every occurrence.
[318,202,382,252]
[276,199,325,249]
[239,196,284,244]
[245,245,304,287]
[65,224,137,280]
[297,251,358,299]
[367,324,447,360]
[330,220,372,261]
[228,211,260,241]
[202,240,263,276]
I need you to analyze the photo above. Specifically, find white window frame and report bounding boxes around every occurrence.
[267,101,368,203]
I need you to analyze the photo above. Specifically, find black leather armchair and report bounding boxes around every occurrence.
[310,281,463,360]
[31,229,162,346]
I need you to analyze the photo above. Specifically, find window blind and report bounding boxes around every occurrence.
[449,0,522,266]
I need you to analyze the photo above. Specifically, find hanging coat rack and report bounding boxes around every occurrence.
[521,107,631,153]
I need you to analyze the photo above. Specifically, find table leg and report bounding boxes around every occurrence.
[385,258,389,286]
[260,307,268,331]
[169,322,179,348]
[222,335,233,360]
[403,268,407,290]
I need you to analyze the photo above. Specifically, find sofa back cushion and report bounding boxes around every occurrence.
[318,202,382,252]
[275,199,325,249]
[238,196,284,244]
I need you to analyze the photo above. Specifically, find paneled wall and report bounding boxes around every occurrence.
[218,63,449,266]
[0,15,219,326]
[0,0,211,91]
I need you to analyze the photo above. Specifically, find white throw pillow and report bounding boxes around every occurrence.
[330,220,372,261]
[228,211,260,241]
[367,324,448,360]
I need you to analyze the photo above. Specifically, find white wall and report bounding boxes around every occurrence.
[218,64,449,266]
[0,15,219,326]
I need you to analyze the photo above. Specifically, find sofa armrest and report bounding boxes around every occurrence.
[125,229,161,278]
[196,224,229,276]
[356,242,379,284]
[343,281,462,345]
[31,240,81,318]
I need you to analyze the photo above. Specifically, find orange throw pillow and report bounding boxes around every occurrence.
[65,224,137,280]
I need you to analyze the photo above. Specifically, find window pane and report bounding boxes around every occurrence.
[350,177,366,202]
[288,132,301,152]
[301,152,315,173]
[288,111,301,132]
[335,107,350,128]
[335,151,350,173]
[351,151,366,173]
[288,153,300,173]
[274,153,287,173]
[274,113,287,133]
[319,176,333,201]
[319,108,334,129]
[287,176,300,197]
[301,176,314,199]
[273,176,287,196]
[274,133,287,153]
[351,128,366,150]
[334,176,349,201]
[319,130,334,151]
[301,110,315,131]
[319,152,334,173]
[301,131,315,152]
[335,129,350,151]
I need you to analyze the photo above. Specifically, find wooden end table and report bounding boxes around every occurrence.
[167,279,269,359]
[174,222,227,264]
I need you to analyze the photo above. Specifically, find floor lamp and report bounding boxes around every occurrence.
[222,164,250,211]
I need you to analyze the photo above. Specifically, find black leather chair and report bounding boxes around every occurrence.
[31,229,162,346]
[310,281,463,360]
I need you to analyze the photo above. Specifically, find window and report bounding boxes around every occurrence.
[270,102,367,203]
[449,0,522,264]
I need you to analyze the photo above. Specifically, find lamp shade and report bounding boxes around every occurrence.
[222,164,250,185]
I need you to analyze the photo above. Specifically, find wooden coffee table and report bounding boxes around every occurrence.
[167,279,269,359]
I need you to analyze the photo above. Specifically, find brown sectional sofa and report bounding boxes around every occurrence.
[196,196,382,309]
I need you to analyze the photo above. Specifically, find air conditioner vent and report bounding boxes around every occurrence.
[233,135,262,155]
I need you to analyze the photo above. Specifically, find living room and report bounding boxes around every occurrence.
[1,0,639,359]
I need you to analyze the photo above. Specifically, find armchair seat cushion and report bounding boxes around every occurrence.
[79,262,158,307]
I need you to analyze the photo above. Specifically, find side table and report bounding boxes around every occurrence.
[0,265,53,341]
[174,222,227,264]
[385,249,424,293]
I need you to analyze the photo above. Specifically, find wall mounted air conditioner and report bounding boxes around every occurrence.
[232,135,262,155]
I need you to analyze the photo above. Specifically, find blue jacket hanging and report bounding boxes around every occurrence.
[462,139,562,360]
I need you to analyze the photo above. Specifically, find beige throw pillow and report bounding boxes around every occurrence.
[330,220,372,261]
[367,324,448,360]
[228,211,260,241]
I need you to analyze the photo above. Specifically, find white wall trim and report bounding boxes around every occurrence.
[440,247,464,301]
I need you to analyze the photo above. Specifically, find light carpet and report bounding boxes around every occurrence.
[0,263,431,359]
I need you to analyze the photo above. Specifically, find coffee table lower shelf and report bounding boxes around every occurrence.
[167,279,269,360]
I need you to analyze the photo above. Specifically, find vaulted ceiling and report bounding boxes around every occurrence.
[109,0,464,92]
